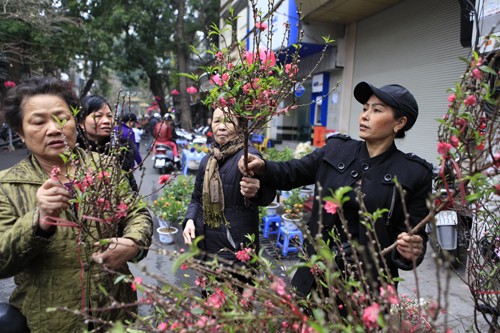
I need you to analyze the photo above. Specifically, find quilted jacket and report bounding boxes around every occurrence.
[0,149,152,332]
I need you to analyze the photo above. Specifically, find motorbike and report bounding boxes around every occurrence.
[152,142,180,174]
[426,164,473,269]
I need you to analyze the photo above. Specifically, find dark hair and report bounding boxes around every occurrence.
[78,95,112,123]
[122,113,138,123]
[1,77,79,133]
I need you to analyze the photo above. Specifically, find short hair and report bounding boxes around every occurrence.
[78,95,111,123]
[1,77,79,133]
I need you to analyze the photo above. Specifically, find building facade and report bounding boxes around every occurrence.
[219,0,476,164]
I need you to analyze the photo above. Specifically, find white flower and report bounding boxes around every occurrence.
[293,142,313,159]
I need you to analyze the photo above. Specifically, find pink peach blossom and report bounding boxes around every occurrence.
[438,142,453,157]
[464,95,477,106]
[324,201,338,214]
[362,303,380,329]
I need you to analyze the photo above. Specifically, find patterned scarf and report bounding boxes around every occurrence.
[202,138,244,228]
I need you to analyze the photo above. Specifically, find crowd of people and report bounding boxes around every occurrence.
[0,76,432,331]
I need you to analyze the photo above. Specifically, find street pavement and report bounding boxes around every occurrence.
[0,143,491,332]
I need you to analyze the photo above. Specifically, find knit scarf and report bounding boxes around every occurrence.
[202,138,244,228]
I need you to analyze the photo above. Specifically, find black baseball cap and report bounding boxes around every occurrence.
[354,81,419,130]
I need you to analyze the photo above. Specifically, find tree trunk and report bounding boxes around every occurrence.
[148,73,168,116]
[175,0,192,131]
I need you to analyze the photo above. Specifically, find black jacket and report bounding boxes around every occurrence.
[261,135,433,295]
[184,145,276,261]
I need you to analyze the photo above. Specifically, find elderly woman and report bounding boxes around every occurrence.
[0,77,152,332]
[240,82,432,301]
[182,107,276,274]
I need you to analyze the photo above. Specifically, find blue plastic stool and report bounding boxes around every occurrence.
[261,214,281,238]
[275,226,304,256]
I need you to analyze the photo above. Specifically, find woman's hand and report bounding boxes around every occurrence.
[92,238,139,270]
[240,177,260,198]
[183,219,196,245]
[396,232,424,261]
[238,154,265,177]
[36,179,72,230]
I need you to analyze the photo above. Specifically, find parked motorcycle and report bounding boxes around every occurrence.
[426,164,473,269]
[0,124,24,150]
[152,142,180,174]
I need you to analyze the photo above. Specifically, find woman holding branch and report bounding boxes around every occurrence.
[239,82,432,299]
[182,107,276,283]
[0,77,152,332]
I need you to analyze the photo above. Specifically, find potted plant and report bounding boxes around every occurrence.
[281,188,306,230]
[266,202,280,216]
[151,175,195,244]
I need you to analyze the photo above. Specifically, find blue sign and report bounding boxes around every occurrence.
[295,83,305,97]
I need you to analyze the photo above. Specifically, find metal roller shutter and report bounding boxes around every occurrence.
[349,0,471,165]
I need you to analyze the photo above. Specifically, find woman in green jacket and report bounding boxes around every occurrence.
[0,77,153,332]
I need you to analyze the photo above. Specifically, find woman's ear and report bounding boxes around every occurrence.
[395,117,407,132]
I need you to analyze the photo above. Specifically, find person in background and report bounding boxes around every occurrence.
[182,107,276,289]
[132,118,144,146]
[0,77,152,332]
[115,113,143,192]
[146,112,161,149]
[239,82,432,302]
[154,114,180,165]
[77,94,113,153]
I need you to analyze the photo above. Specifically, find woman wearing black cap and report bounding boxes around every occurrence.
[239,82,432,303]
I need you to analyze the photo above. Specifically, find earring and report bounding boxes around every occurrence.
[394,128,398,133]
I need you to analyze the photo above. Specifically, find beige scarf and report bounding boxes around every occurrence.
[202,138,244,228]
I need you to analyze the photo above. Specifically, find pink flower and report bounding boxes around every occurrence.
[437,142,453,157]
[258,49,276,69]
[157,322,168,331]
[236,248,252,262]
[450,135,459,148]
[362,303,381,329]
[472,68,482,79]
[97,198,111,210]
[50,166,61,181]
[216,51,224,61]
[380,285,399,305]
[244,51,255,65]
[285,63,298,77]
[270,277,287,296]
[97,171,110,183]
[447,94,456,103]
[115,202,128,219]
[493,153,500,168]
[3,81,16,88]
[131,277,142,291]
[159,174,170,185]
[195,275,207,288]
[180,263,188,270]
[464,95,477,106]
[206,288,226,309]
[211,74,222,86]
[255,21,268,31]
[186,86,198,94]
[324,201,338,214]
